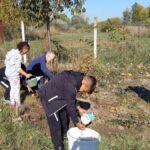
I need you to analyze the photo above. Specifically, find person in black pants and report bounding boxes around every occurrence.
[0,67,10,101]
[38,70,96,150]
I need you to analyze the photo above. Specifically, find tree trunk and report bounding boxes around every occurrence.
[47,20,51,51]
[0,21,4,44]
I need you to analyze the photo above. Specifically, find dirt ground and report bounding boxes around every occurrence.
[20,73,150,142]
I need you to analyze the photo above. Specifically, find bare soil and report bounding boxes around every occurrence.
[21,74,150,141]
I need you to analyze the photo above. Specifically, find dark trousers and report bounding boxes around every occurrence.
[0,76,10,100]
[47,108,69,150]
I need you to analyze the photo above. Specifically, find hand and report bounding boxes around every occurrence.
[26,73,32,78]
[76,122,86,130]
[27,85,33,92]
[77,106,87,116]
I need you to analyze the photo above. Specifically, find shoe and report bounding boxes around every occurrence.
[31,92,39,98]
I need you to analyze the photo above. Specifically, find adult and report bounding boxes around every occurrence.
[27,51,55,89]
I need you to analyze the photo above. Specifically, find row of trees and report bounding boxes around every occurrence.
[0,0,87,46]
[123,3,150,25]
[98,3,150,33]
[52,14,89,30]
[0,1,149,41]
[0,0,86,26]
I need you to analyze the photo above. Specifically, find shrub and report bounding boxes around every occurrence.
[71,15,89,30]
[99,18,122,32]
[52,19,69,31]
[4,25,20,41]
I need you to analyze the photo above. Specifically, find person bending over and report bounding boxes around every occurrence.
[27,51,55,89]
[39,70,96,150]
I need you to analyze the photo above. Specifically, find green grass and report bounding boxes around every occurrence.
[0,102,150,150]
[100,134,150,150]
[0,31,149,65]
[1,100,149,150]
[0,101,54,150]
[0,98,149,150]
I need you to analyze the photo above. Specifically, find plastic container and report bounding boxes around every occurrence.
[67,127,101,150]
[26,76,42,87]
[81,112,95,125]
[26,77,38,87]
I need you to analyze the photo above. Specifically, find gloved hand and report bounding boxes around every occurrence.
[81,112,95,125]
[86,112,95,121]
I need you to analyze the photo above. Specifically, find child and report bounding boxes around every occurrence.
[4,41,32,110]
[0,63,28,103]
[39,70,96,150]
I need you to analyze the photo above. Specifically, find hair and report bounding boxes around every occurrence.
[45,51,55,57]
[17,41,30,52]
[84,76,97,94]
[46,51,55,57]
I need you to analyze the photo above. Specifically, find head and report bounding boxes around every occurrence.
[45,51,56,63]
[79,76,97,94]
[17,41,30,55]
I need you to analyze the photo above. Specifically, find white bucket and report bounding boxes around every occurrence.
[67,127,101,150]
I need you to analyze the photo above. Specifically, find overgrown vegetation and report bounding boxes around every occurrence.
[0,101,54,150]
[0,0,150,149]
[0,31,150,149]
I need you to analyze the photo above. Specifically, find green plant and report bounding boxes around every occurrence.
[0,101,53,150]
[100,134,150,150]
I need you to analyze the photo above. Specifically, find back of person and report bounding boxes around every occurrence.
[39,70,84,119]
[27,51,55,79]
[5,49,22,79]
[27,52,55,90]
[40,70,83,101]
[27,55,44,76]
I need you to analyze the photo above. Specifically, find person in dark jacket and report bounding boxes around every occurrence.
[27,51,55,89]
[0,67,10,101]
[38,70,97,150]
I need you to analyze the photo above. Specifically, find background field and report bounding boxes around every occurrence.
[0,31,150,150]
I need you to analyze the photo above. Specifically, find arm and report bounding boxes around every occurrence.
[76,100,90,115]
[19,69,32,78]
[15,54,32,78]
[76,105,87,116]
[41,62,54,80]
[64,84,85,129]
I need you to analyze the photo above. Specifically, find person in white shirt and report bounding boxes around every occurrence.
[5,41,32,110]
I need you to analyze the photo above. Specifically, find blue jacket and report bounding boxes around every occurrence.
[27,55,53,80]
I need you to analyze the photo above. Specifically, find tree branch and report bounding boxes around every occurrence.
[48,0,63,15]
